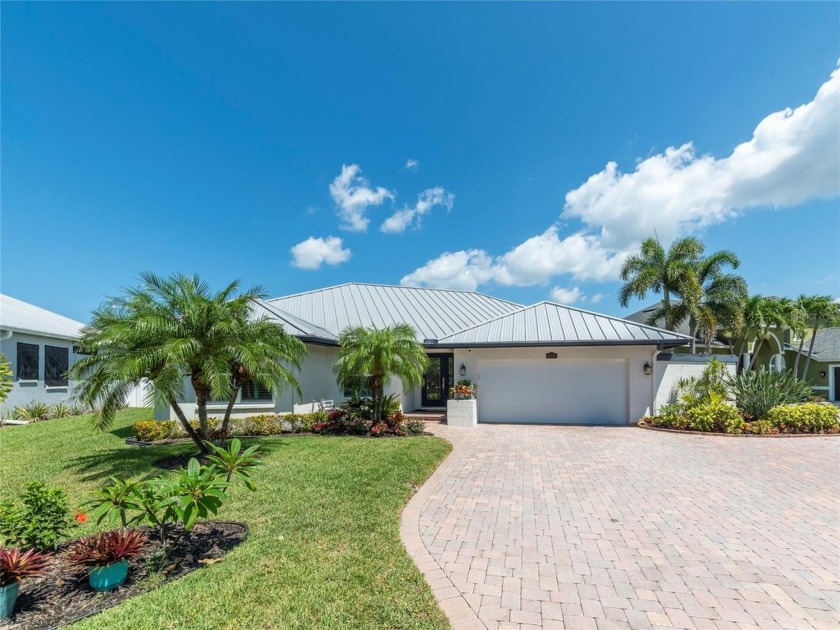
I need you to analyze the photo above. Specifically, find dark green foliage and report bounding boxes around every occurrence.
[0,482,73,550]
[766,403,840,433]
[727,369,812,420]
[205,438,262,489]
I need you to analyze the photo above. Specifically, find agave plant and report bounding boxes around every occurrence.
[726,369,812,421]
[0,548,50,587]
[68,529,149,568]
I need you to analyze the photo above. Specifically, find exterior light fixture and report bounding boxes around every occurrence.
[819,370,826,378]
[643,361,652,376]
[459,363,467,376]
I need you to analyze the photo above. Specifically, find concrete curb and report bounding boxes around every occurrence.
[400,425,488,630]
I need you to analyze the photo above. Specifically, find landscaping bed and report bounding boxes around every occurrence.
[1,521,247,630]
[637,419,839,437]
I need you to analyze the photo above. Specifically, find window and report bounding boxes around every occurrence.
[16,343,39,380]
[45,346,70,387]
[241,379,272,402]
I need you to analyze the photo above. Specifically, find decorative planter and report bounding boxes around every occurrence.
[447,399,478,427]
[0,581,20,618]
[88,560,129,592]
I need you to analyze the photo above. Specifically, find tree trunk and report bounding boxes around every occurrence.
[190,373,211,453]
[171,399,205,453]
[793,336,805,380]
[748,337,764,370]
[689,316,697,355]
[802,324,820,381]
[220,383,243,437]
[663,289,673,331]
[371,375,384,424]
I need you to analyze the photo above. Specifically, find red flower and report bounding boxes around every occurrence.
[74,511,87,524]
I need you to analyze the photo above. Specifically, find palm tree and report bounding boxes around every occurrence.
[70,273,306,453]
[647,249,746,354]
[619,236,704,330]
[795,295,840,379]
[333,325,429,424]
[737,295,788,370]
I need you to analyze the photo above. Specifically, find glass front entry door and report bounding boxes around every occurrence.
[422,354,454,407]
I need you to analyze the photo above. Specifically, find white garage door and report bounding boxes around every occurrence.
[478,360,627,424]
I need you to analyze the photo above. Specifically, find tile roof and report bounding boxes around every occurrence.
[785,327,840,362]
[267,283,522,341]
[436,301,694,347]
[0,294,85,340]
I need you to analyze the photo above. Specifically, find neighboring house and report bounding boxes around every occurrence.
[625,301,733,354]
[0,294,85,414]
[781,327,840,401]
[156,283,692,425]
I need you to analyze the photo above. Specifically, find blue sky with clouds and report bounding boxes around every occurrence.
[2,2,838,322]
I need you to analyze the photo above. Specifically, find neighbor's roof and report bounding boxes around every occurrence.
[625,301,726,347]
[436,301,694,347]
[0,294,85,340]
[785,327,840,362]
[267,283,522,342]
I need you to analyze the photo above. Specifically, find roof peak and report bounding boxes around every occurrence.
[268,282,522,307]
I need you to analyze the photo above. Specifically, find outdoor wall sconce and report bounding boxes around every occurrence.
[459,363,467,376]
[643,361,653,376]
[819,370,826,378]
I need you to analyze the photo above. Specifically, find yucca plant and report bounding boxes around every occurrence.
[12,402,50,422]
[0,548,50,588]
[726,369,812,420]
[68,529,149,569]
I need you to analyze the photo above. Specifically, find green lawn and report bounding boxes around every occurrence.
[0,409,452,629]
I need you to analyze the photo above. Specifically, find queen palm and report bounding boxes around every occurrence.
[70,273,306,453]
[737,295,787,370]
[794,295,840,379]
[333,325,429,424]
[619,236,704,330]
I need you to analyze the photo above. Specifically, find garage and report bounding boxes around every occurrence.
[477,359,628,424]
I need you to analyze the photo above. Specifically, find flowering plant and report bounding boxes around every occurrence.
[450,380,476,400]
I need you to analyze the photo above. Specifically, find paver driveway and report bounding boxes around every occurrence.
[401,424,840,630]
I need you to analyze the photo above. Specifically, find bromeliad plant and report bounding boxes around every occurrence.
[0,548,50,618]
[68,529,149,569]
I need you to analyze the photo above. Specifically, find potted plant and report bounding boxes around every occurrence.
[0,548,50,618]
[68,529,149,592]
[447,380,478,427]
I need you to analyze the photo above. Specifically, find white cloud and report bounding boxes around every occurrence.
[402,66,840,291]
[329,164,394,232]
[589,293,605,304]
[401,250,498,291]
[405,158,420,170]
[550,286,583,304]
[381,187,455,233]
[290,236,351,270]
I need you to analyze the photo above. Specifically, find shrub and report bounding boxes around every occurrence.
[682,401,743,433]
[407,419,425,435]
[205,438,262,489]
[68,529,149,568]
[740,419,778,435]
[12,401,50,422]
[238,414,282,436]
[767,403,840,434]
[727,369,812,420]
[0,548,50,587]
[67,401,92,416]
[0,482,74,550]
[132,420,178,442]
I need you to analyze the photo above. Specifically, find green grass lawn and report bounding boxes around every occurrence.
[0,409,452,629]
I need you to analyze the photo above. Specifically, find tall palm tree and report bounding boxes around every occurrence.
[796,295,840,379]
[648,249,746,354]
[70,273,306,453]
[333,325,429,423]
[619,237,704,330]
[737,295,788,370]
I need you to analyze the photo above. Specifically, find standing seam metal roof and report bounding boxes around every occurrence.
[266,283,523,341]
[0,294,85,339]
[436,301,694,346]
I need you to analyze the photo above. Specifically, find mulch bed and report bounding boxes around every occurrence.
[1,521,247,630]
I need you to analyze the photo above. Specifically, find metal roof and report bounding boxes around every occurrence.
[785,327,840,362]
[0,294,85,340]
[251,299,338,344]
[436,301,694,347]
[267,283,522,341]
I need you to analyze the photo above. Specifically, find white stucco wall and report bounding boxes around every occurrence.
[0,332,82,414]
[652,354,738,414]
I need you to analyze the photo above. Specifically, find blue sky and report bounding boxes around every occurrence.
[2,2,838,322]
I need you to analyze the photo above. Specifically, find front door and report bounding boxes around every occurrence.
[422,354,453,407]
[833,367,840,402]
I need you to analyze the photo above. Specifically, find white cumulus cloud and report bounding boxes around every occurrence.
[329,164,394,232]
[549,287,584,304]
[381,187,455,233]
[402,66,840,291]
[290,236,351,270]
[405,158,420,170]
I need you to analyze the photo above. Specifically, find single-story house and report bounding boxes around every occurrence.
[0,294,85,413]
[781,327,840,401]
[156,283,694,425]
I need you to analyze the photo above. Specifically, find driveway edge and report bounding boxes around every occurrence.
[401,428,488,630]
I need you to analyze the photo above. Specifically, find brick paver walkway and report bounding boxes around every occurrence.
[401,424,840,630]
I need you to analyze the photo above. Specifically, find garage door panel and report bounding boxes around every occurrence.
[478,360,627,425]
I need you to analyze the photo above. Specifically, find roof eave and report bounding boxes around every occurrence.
[0,326,82,342]
[430,339,691,349]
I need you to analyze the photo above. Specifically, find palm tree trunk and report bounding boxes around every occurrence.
[221,384,243,437]
[171,399,205,453]
[663,289,673,331]
[689,316,697,355]
[802,324,820,381]
[793,336,805,380]
[748,337,764,370]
